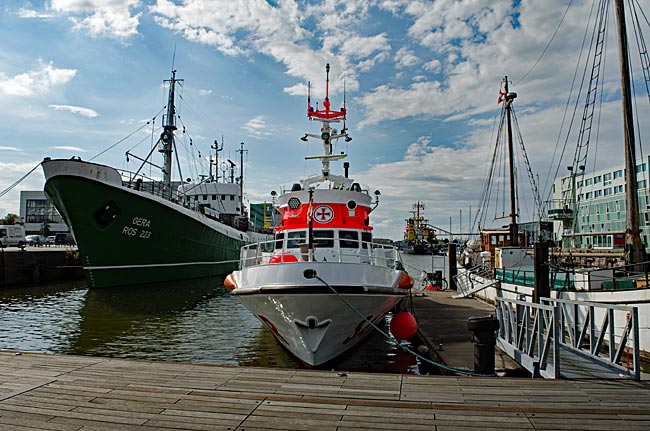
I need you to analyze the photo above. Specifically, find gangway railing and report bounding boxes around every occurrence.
[495,297,560,378]
[453,264,499,298]
[542,297,640,380]
[495,296,640,380]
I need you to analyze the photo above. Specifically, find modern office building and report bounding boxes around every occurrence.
[19,191,70,235]
[550,157,650,249]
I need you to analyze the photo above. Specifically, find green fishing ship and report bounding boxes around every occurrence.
[42,70,269,288]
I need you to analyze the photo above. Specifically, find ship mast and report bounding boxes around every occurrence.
[301,64,352,184]
[614,0,646,269]
[503,77,519,246]
[159,70,182,200]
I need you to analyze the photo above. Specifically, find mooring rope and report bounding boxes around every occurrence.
[0,162,42,199]
[313,274,493,377]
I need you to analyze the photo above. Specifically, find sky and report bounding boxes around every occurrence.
[1,0,650,241]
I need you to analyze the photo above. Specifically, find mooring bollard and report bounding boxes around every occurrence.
[467,315,500,375]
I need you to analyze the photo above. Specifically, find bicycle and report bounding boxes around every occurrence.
[416,270,448,292]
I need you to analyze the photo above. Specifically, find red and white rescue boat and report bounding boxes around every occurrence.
[227,64,413,367]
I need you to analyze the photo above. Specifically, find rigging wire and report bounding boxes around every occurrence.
[542,0,600,206]
[90,108,165,162]
[0,163,42,199]
[515,0,576,86]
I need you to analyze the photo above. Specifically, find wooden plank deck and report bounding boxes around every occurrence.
[1,351,649,430]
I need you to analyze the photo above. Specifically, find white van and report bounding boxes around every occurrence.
[0,225,26,249]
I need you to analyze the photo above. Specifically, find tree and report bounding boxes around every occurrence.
[40,221,51,237]
[1,213,19,225]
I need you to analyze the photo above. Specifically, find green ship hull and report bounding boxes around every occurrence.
[45,174,246,288]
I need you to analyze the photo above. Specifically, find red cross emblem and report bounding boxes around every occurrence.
[313,205,334,223]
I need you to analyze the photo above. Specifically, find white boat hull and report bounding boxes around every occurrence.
[231,262,407,366]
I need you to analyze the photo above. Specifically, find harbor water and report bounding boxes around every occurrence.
[0,254,447,374]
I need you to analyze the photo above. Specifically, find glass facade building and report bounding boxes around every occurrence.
[551,157,650,248]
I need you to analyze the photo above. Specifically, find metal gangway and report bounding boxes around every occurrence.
[453,264,499,299]
[495,296,641,380]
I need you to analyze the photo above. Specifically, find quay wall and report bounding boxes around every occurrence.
[0,247,83,287]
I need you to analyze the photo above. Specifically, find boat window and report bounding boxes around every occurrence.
[314,230,334,248]
[212,195,217,200]
[275,232,285,250]
[230,195,235,201]
[361,232,372,249]
[339,230,359,248]
[221,195,225,200]
[287,231,306,248]
[203,194,207,200]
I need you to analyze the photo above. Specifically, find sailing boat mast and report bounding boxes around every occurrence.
[160,70,182,200]
[614,0,646,267]
[503,76,519,246]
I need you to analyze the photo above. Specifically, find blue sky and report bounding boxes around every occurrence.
[1,0,649,240]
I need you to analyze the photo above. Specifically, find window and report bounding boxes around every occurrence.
[202,194,207,200]
[577,180,583,188]
[339,230,359,248]
[287,231,306,248]
[594,175,602,184]
[275,232,284,250]
[361,232,372,249]
[637,163,647,173]
[585,178,593,186]
[604,188,612,196]
[585,192,592,199]
[230,195,235,201]
[212,195,216,200]
[313,230,334,248]
[594,190,603,198]
[603,173,612,185]
[639,180,647,189]
[614,169,623,179]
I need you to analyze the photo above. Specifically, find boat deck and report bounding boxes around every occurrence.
[2,351,649,430]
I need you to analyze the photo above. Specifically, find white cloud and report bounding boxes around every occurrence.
[49,104,99,118]
[51,0,142,39]
[241,115,270,139]
[15,8,55,19]
[0,147,22,151]
[0,62,77,97]
[198,89,212,96]
[395,47,419,68]
[52,146,87,152]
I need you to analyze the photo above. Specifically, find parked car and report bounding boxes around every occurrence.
[47,235,56,245]
[0,225,26,249]
[25,234,48,246]
[54,233,76,246]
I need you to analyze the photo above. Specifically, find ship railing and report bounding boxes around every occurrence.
[239,239,401,269]
[117,169,173,200]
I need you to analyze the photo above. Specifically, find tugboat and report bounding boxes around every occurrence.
[42,70,270,288]
[226,64,413,367]
[403,202,439,254]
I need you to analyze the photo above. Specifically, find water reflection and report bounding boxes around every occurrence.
[0,276,422,373]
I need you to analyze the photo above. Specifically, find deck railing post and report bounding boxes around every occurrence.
[552,303,560,378]
[632,307,640,380]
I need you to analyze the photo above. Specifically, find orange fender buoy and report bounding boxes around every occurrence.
[397,271,414,289]
[224,272,237,291]
[390,311,418,341]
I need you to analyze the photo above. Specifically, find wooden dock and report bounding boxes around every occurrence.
[1,351,649,430]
